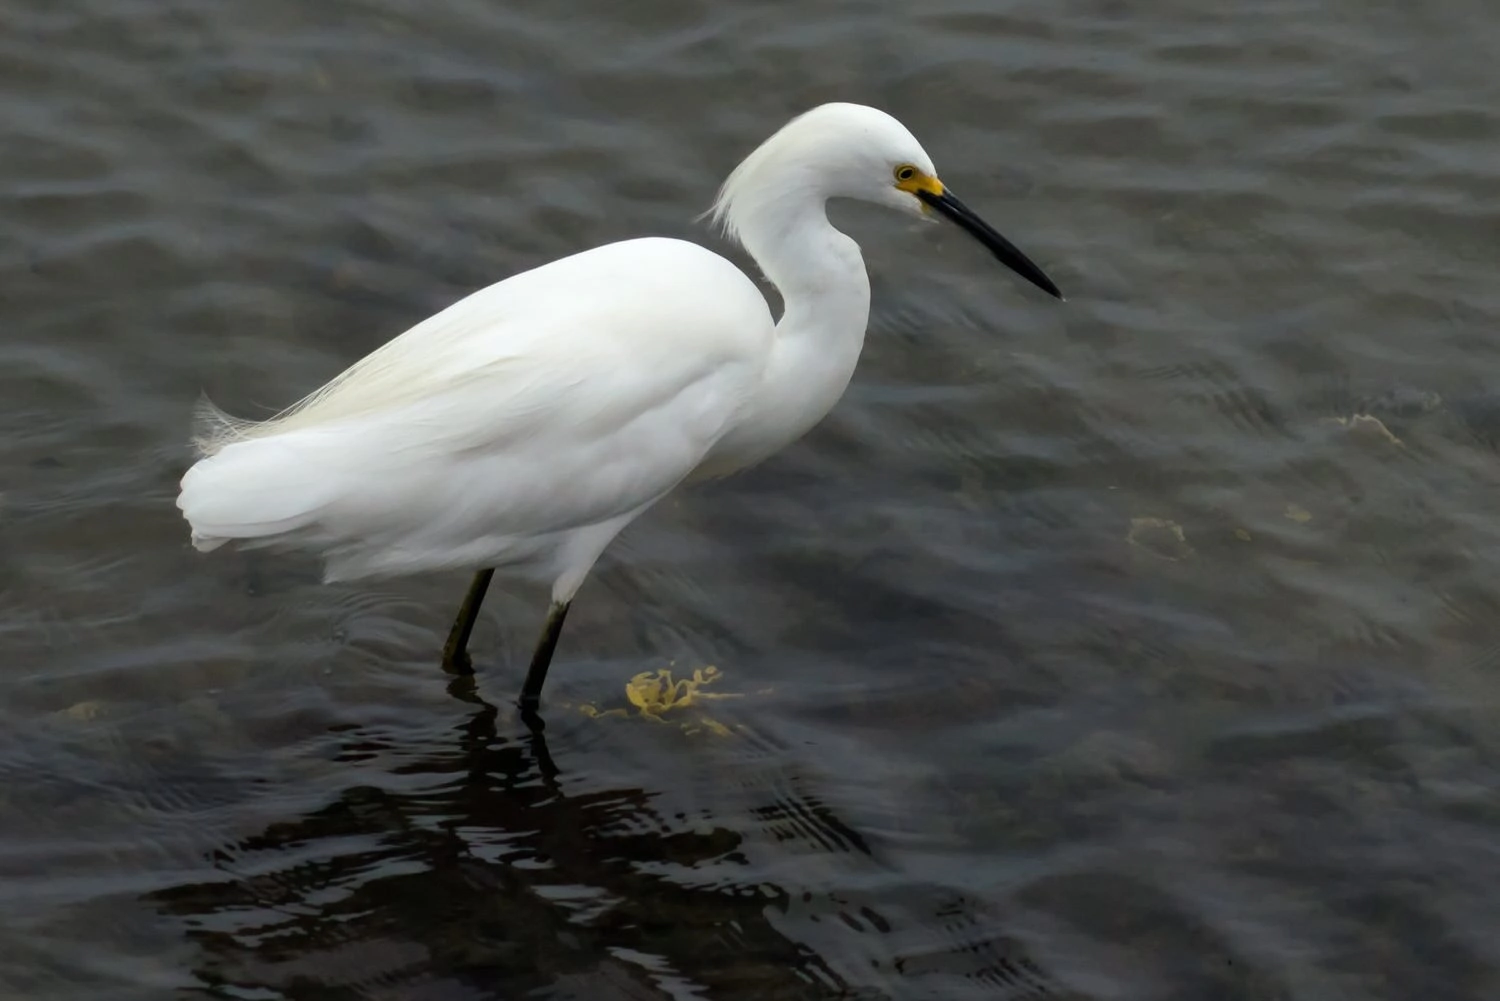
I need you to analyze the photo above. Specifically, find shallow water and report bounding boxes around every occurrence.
[4,0,1500,998]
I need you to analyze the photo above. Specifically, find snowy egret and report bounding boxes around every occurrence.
[178,102,1061,715]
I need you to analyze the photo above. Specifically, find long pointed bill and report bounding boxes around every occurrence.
[916,188,1063,300]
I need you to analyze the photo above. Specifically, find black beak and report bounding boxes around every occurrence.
[916,188,1063,300]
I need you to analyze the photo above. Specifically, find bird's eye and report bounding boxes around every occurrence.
[894,165,917,182]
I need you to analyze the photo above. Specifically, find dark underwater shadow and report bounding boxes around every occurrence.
[142,679,875,1001]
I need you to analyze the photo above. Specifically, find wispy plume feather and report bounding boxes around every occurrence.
[703,105,836,247]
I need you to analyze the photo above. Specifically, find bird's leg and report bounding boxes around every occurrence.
[441,568,495,675]
[518,600,571,716]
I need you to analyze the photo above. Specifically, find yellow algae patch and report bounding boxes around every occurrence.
[579,665,746,737]
[1321,413,1403,446]
[1284,503,1313,524]
[576,703,630,721]
[1127,517,1193,561]
[59,700,109,722]
[626,666,736,715]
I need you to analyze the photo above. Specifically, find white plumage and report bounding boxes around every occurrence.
[177,102,1061,712]
[182,237,769,589]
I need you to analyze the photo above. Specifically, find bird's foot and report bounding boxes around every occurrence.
[517,694,545,732]
[441,647,475,676]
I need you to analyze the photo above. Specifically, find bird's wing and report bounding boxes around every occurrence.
[178,238,773,562]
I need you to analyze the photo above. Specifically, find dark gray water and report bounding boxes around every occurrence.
[4,0,1500,998]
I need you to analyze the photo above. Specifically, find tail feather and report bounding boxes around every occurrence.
[178,432,338,549]
[190,393,263,458]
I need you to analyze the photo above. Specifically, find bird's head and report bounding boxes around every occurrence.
[709,102,1062,300]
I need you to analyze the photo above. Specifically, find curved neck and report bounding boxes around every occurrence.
[703,199,872,474]
[738,194,871,346]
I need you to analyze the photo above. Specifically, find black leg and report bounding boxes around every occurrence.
[518,600,571,716]
[441,568,495,675]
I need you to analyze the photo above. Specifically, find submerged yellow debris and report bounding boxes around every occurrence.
[579,665,744,737]
[1127,517,1194,561]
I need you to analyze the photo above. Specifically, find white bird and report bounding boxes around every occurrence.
[177,102,1061,716]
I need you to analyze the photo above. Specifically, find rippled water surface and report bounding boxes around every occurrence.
[4,0,1500,998]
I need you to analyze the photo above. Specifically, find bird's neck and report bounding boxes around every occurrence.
[710,203,872,473]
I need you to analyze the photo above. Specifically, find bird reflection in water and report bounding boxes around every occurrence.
[143,677,857,1000]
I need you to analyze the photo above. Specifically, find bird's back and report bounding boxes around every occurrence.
[178,236,775,581]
